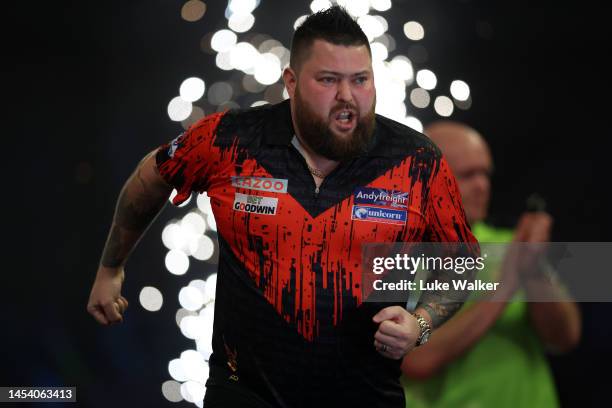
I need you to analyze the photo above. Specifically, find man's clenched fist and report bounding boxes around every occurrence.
[87,266,128,325]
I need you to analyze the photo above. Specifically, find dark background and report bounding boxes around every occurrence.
[2,0,610,407]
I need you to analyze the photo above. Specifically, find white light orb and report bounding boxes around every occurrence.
[165,250,190,275]
[404,21,425,41]
[434,96,454,117]
[180,380,206,404]
[357,15,385,41]
[192,235,215,261]
[179,315,206,339]
[229,42,259,72]
[389,55,414,83]
[161,380,183,402]
[416,69,437,90]
[228,12,255,33]
[450,79,470,101]
[139,286,163,312]
[370,42,388,61]
[254,53,282,85]
[211,29,237,53]
[342,0,370,17]
[410,88,431,108]
[179,77,205,103]
[167,97,192,122]
[179,286,205,311]
[162,223,181,250]
[181,212,207,236]
[215,51,233,71]
[168,358,188,382]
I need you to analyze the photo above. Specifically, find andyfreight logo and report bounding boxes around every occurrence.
[351,205,407,225]
[354,187,408,209]
[233,193,278,215]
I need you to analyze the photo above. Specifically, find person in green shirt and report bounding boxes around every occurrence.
[401,121,581,407]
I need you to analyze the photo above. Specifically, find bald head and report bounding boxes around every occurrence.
[425,121,493,225]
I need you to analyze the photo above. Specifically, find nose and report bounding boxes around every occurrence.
[336,79,353,103]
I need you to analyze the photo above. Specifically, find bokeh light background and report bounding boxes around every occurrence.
[3,1,610,407]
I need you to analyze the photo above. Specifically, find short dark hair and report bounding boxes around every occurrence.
[290,6,371,71]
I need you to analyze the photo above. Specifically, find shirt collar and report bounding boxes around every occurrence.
[262,100,295,146]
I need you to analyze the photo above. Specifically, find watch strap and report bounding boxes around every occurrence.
[412,312,432,346]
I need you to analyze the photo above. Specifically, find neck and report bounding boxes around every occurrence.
[292,133,339,178]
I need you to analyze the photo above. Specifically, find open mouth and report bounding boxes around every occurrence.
[333,109,357,129]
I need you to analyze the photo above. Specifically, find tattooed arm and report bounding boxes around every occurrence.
[87,149,173,325]
[416,156,480,329]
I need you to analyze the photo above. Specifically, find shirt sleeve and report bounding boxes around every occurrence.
[155,112,226,206]
[424,156,478,244]
[418,155,480,326]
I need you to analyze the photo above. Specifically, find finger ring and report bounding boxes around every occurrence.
[381,344,387,353]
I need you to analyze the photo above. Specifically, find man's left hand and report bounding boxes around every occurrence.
[372,306,420,359]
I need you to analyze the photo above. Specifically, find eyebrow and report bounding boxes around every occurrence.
[316,70,371,77]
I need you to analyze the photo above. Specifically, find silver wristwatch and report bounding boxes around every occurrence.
[413,313,432,346]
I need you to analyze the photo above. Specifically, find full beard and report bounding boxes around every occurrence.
[293,88,376,161]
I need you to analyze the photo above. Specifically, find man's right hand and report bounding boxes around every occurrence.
[87,266,129,325]
[87,150,170,326]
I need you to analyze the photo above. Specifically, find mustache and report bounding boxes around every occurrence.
[330,103,359,116]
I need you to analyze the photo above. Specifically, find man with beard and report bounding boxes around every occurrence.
[87,7,478,408]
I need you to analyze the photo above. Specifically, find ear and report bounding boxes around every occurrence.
[283,67,297,99]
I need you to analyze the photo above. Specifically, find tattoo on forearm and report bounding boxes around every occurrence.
[101,224,137,267]
[100,159,170,267]
[115,167,168,230]
[420,302,462,328]
[417,246,477,327]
